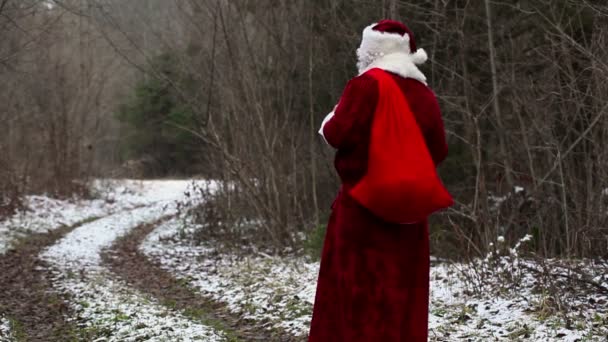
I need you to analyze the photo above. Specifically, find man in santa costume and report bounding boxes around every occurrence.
[309,20,451,341]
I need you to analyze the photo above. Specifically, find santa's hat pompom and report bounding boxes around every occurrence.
[411,48,428,65]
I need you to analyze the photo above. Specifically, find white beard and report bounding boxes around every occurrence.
[356,47,376,74]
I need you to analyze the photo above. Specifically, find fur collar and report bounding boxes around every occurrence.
[359,51,428,84]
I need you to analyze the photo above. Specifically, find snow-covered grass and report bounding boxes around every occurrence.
[40,180,225,341]
[429,263,607,341]
[7,179,605,340]
[143,217,608,341]
[42,204,174,270]
[0,196,116,255]
[427,236,608,341]
[0,179,185,255]
[0,179,217,255]
[0,316,12,342]
[142,218,318,337]
[90,179,216,207]
[50,270,224,341]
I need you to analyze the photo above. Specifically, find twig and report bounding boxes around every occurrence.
[521,264,608,294]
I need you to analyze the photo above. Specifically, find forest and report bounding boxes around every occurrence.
[0,0,607,341]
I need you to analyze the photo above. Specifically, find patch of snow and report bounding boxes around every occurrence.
[488,186,529,212]
[142,218,318,337]
[143,217,608,341]
[488,194,508,209]
[91,179,215,207]
[43,1,55,10]
[429,258,608,341]
[43,204,173,270]
[0,317,12,341]
[0,196,117,255]
[51,271,223,341]
[0,179,214,255]
[40,180,224,341]
[520,234,533,243]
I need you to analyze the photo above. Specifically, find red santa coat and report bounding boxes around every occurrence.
[309,69,448,341]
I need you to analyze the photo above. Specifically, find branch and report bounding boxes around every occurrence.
[521,264,608,295]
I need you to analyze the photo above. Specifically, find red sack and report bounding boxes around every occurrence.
[350,69,453,223]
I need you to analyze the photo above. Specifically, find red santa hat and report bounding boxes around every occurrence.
[358,19,428,65]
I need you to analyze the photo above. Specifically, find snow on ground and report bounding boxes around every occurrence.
[49,270,223,341]
[0,196,116,255]
[40,180,225,341]
[427,237,608,341]
[142,218,319,337]
[429,262,607,341]
[143,217,608,341]
[11,179,605,340]
[91,179,215,207]
[0,179,207,255]
[43,202,177,270]
[0,316,12,342]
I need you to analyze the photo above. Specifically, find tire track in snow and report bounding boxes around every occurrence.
[40,182,225,341]
[103,219,298,342]
[141,218,316,339]
[0,217,104,341]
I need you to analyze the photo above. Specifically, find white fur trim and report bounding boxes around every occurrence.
[360,23,413,55]
[319,110,335,146]
[360,51,427,84]
[356,23,428,84]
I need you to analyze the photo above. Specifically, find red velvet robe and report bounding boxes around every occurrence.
[309,71,448,341]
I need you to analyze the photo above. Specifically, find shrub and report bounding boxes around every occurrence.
[115,53,202,177]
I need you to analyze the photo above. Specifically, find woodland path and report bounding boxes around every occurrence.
[2,181,604,341]
[0,218,100,341]
[0,181,296,341]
